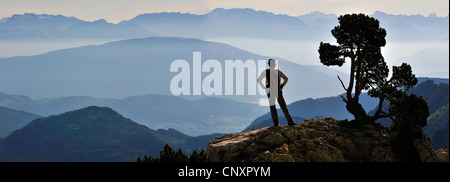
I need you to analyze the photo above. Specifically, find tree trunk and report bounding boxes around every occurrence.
[346,98,369,122]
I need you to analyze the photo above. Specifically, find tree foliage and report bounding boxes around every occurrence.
[389,91,430,161]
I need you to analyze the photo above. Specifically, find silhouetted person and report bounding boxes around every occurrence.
[258,59,295,126]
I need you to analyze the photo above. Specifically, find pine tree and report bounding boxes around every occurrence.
[136,144,206,162]
[318,14,430,161]
[318,14,426,125]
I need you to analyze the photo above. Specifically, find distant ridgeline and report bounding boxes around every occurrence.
[1,9,447,41]
[0,106,41,138]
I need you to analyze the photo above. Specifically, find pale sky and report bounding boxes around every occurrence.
[0,0,448,23]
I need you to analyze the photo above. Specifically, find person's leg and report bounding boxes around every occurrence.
[277,91,295,125]
[268,93,279,126]
[269,105,279,126]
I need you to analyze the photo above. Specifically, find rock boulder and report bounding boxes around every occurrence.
[206,118,448,162]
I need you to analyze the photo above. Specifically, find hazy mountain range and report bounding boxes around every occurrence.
[371,11,449,41]
[1,8,447,77]
[0,13,156,40]
[394,48,449,78]
[0,92,266,136]
[1,78,447,137]
[1,9,447,41]
[0,36,350,103]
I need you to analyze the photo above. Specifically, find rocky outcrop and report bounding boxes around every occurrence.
[206,118,448,162]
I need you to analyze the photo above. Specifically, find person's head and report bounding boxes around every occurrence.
[268,59,277,69]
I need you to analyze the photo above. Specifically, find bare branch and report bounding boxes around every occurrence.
[340,95,348,103]
[337,75,348,91]
[371,97,386,121]
[374,97,384,115]
[378,111,395,120]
